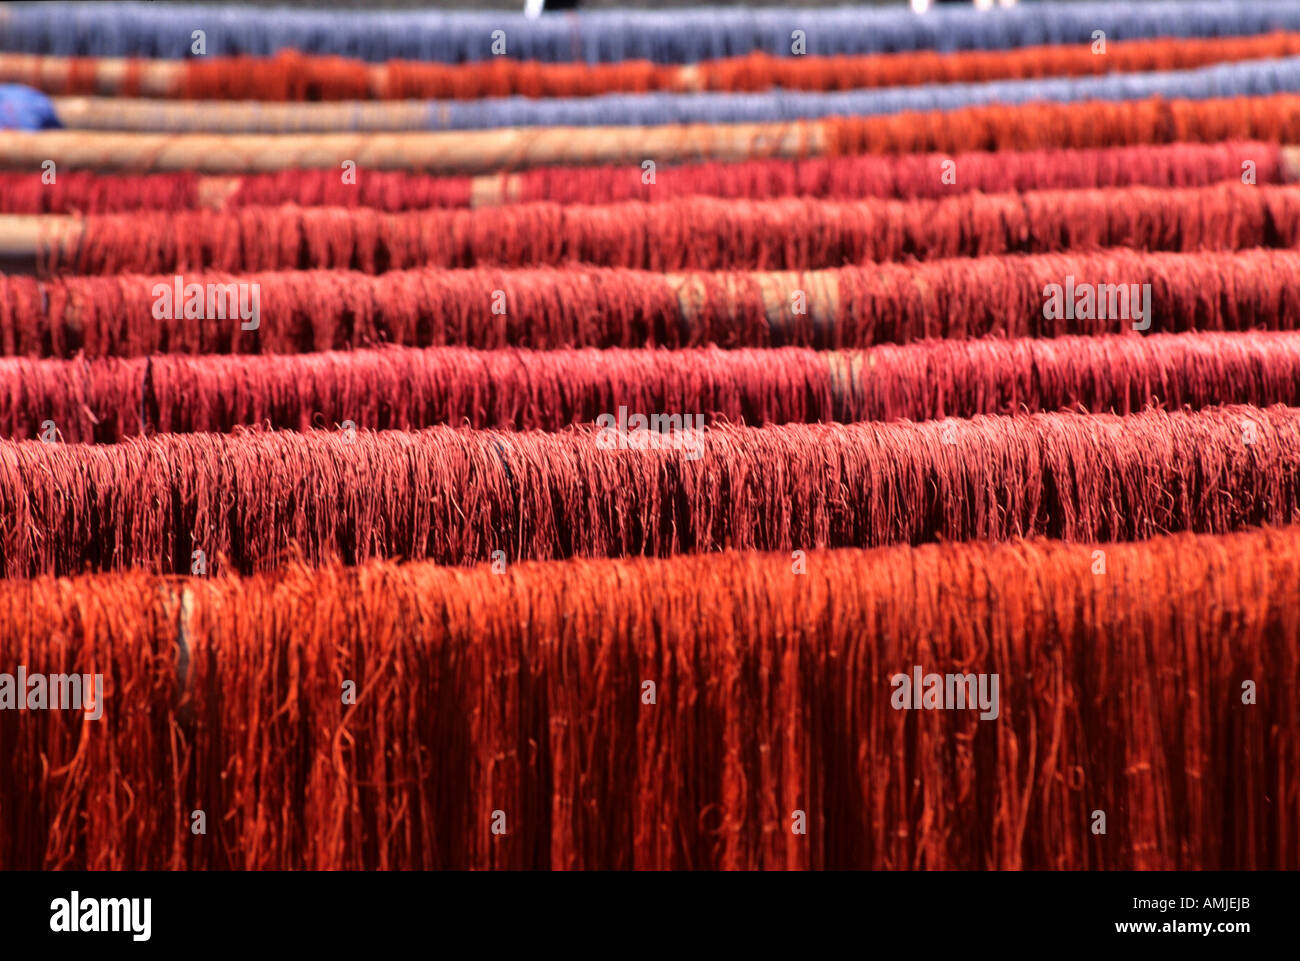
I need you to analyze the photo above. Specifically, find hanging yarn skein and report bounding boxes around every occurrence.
[21,183,1300,275]
[45,56,1300,132]
[2,525,1295,869]
[5,1,1300,62]
[0,404,1298,577]
[0,141,1276,214]
[10,249,1300,356]
[5,333,1300,442]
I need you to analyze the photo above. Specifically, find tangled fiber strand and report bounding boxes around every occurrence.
[2,525,1296,869]
[823,93,1300,155]
[34,184,1300,275]
[20,34,1300,101]
[0,404,1298,577]
[0,142,1273,214]
[9,250,1300,356]
[9,333,1300,443]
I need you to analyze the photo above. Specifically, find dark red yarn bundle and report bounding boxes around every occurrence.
[0,142,1275,213]
[9,249,1300,356]
[0,404,1297,578]
[38,184,1300,275]
[5,333,1300,442]
[2,526,1295,869]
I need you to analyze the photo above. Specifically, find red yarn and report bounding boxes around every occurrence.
[37,184,1300,275]
[501,141,1278,206]
[0,142,1272,214]
[0,170,202,214]
[8,250,1300,356]
[14,32,1300,103]
[6,333,1300,442]
[0,404,1297,577]
[3,526,1297,868]
[183,51,373,101]
[181,33,1300,100]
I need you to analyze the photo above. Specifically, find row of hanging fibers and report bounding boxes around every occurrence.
[0,140,1287,212]
[9,249,1300,355]
[19,183,1300,274]
[2,525,1297,870]
[5,1,1300,61]
[2,1,1299,871]
[11,31,1300,101]
[2,403,1299,578]
[36,55,1300,133]
[5,331,1300,441]
[16,94,1300,171]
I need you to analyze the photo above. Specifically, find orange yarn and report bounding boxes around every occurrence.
[825,93,1300,155]
[11,32,1300,100]
[2,527,1296,869]
[170,32,1300,100]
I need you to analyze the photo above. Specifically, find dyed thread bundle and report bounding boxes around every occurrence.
[13,249,1300,357]
[481,141,1281,207]
[0,141,1276,214]
[17,33,1300,101]
[7,1,1300,877]
[51,55,1300,133]
[31,184,1300,275]
[8,333,1300,443]
[0,346,836,440]
[5,1,1300,62]
[2,526,1295,869]
[823,93,1300,156]
[19,93,1300,175]
[0,404,1297,578]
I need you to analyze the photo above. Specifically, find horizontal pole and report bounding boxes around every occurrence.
[0,123,826,174]
[50,96,438,133]
[0,53,181,96]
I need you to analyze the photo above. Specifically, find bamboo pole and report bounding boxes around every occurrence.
[0,214,81,272]
[0,123,826,174]
[1282,145,1300,184]
[51,96,440,133]
[3,148,1296,263]
[0,53,181,96]
[0,214,80,259]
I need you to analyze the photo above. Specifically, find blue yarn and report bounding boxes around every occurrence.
[0,84,59,130]
[56,55,1300,133]
[420,56,1300,131]
[7,1,1300,63]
